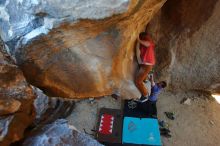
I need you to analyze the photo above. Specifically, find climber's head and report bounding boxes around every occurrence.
[158,81,167,89]
[139,32,148,40]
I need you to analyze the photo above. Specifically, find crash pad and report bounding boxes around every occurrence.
[96,108,123,145]
[122,117,161,146]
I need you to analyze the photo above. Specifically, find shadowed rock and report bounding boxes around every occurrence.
[148,0,220,94]
[0,40,36,146]
[23,119,103,146]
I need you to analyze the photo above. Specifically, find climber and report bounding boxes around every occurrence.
[138,74,167,117]
[135,31,156,102]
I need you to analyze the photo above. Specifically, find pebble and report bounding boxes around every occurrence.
[181,98,191,105]
[88,98,95,104]
[209,120,215,126]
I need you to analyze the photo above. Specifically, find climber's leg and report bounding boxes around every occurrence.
[135,64,153,97]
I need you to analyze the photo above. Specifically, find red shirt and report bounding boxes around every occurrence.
[139,37,155,65]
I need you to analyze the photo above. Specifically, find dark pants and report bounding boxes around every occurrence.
[138,100,157,118]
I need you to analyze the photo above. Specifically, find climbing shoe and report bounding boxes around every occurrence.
[136,95,148,103]
[159,120,169,129]
[164,112,175,120]
[160,127,172,138]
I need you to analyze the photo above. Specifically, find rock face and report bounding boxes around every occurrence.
[1,0,219,99]
[0,41,75,145]
[1,0,167,99]
[23,119,103,146]
[0,0,130,44]
[148,0,220,93]
[33,87,75,126]
[0,40,36,146]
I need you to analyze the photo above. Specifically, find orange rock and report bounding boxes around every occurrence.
[16,0,166,99]
[0,41,36,146]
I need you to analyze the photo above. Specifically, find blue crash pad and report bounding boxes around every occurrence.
[122,117,161,146]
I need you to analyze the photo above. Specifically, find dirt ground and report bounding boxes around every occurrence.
[67,91,220,146]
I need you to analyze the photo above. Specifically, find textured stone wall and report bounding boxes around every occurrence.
[0,40,36,146]
[23,119,103,146]
[0,0,166,99]
[2,0,218,99]
[0,0,130,46]
[148,0,220,93]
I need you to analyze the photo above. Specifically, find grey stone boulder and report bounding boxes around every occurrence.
[23,119,103,146]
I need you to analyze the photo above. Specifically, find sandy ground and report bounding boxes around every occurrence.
[67,91,220,146]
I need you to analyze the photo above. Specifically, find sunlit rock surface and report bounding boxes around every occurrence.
[0,0,130,44]
[0,0,166,99]
[1,0,219,98]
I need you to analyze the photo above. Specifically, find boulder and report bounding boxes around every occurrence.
[0,0,167,99]
[2,0,218,99]
[0,40,74,145]
[23,119,103,146]
[33,87,75,126]
[0,40,36,146]
[147,0,220,94]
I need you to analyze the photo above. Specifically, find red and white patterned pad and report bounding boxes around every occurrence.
[99,114,114,134]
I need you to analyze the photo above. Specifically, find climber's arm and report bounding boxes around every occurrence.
[137,37,150,47]
[149,74,156,87]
